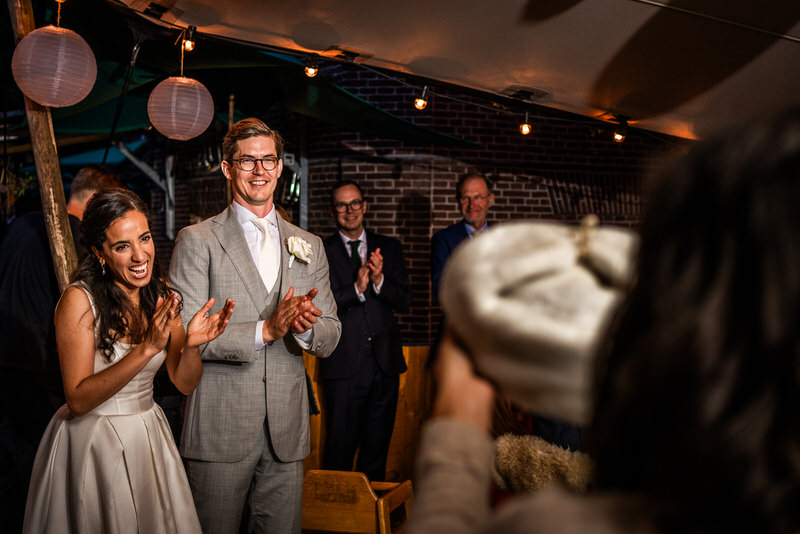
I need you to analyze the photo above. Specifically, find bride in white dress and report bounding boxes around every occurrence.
[23,188,235,533]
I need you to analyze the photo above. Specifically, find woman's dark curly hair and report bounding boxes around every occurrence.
[589,110,800,533]
[74,188,173,361]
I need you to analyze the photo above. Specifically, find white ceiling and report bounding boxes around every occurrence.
[116,0,800,140]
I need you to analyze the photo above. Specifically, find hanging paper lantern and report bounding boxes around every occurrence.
[11,25,97,108]
[147,77,214,141]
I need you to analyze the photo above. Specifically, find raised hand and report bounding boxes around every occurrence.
[289,287,322,334]
[187,297,235,348]
[355,265,370,293]
[433,328,495,430]
[367,248,384,285]
[145,295,181,353]
[264,287,322,341]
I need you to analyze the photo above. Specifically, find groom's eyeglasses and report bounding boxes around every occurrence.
[230,157,280,172]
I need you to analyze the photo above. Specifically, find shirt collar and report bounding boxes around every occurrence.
[232,201,277,227]
[338,228,366,247]
[464,221,488,236]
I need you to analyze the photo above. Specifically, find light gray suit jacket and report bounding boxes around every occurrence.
[169,205,340,463]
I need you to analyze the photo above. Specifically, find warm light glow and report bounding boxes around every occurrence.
[304,61,318,78]
[519,112,532,135]
[182,25,196,52]
[414,86,429,110]
[613,129,626,143]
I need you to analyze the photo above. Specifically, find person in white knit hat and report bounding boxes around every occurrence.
[409,109,800,534]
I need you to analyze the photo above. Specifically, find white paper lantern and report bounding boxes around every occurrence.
[147,77,214,141]
[11,25,97,108]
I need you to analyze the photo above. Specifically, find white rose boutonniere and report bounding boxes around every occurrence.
[286,236,313,268]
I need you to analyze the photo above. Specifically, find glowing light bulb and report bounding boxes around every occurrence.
[414,86,429,110]
[304,59,318,78]
[183,25,196,51]
[519,113,532,135]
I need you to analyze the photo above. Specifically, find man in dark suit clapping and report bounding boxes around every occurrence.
[321,180,412,482]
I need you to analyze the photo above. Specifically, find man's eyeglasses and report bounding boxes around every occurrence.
[459,194,490,204]
[230,157,280,172]
[333,199,364,213]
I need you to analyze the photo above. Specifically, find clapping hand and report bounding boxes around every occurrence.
[367,248,384,286]
[264,287,322,341]
[146,295,181,352]
[186,297,235,348]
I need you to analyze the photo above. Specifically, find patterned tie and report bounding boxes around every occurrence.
[251,218,278,291]
[348,240,362,269]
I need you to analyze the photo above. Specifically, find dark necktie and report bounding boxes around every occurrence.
[348,240,362,269]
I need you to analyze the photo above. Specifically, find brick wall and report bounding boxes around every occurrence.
[158,63,689,345]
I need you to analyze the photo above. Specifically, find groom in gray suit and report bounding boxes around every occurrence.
[169,118,341,533]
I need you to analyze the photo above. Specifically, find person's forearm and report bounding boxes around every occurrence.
[65,342,160,416]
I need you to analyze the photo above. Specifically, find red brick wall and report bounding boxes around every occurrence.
[158,64,689,345]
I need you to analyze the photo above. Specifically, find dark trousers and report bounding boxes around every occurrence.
[321,356,399,482]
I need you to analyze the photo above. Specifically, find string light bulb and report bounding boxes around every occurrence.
[519,112,532,135]
[182,25,196,52]
[613,119,628,143]
[414,86,429,110]
[304,58,318,78]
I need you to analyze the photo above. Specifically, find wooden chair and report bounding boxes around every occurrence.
[301,469,414,534]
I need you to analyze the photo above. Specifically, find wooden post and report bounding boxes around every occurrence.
[7,0,77,293]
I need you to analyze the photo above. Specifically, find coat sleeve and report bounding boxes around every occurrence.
[407,419,495,534]
[301,233,341,358]
[169,225,260,362]
[372,237,412,312]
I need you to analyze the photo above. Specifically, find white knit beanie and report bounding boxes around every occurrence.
[439,218,638,425]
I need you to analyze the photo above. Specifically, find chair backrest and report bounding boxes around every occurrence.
[302,470,381,533]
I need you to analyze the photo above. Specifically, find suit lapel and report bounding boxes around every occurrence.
[276,217,295,299]
[212,206,270,315]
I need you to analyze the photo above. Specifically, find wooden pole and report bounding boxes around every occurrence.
[7,0,78,293]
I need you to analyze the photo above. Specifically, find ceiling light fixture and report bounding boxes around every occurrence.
[414,86,429,110]
[182,25,196,51]
[519,112,532,135]
[304,58,318,78]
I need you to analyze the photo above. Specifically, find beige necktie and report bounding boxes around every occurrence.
[251,217,278,291]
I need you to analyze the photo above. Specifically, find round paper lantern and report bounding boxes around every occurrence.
[147,77,214,141]
[11,25,97,108]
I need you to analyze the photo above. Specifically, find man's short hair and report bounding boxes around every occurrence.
[223,118,285,161]
[330,180,365,206]
[455,172,492,200]
[69,164,122,203]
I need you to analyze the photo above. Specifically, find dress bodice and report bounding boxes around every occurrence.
[76,281,166,416]
[91,342,165,416]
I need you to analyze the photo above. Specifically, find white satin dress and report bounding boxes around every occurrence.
[23,285,201,533]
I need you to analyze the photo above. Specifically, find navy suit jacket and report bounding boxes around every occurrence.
[430,221,472,305]
[321,230,412,380]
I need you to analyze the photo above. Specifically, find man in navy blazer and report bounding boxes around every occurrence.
[431,173,495,303]
[321,180,412,481]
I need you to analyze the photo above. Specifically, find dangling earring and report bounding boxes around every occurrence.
[97,256,106,276]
